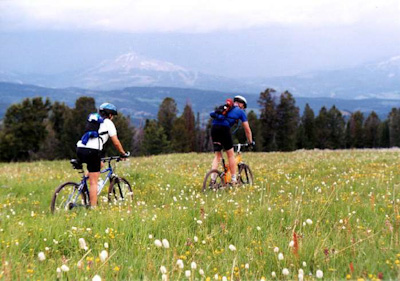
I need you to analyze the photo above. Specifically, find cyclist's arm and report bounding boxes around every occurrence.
[110,135,126,155]
[242,121,253,143]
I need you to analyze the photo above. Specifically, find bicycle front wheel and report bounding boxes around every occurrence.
[108,177,133,204]
[51,182,88,214]
[202,169,226,192]
[237,164,254,185]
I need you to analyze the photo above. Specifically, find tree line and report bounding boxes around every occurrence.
[0,89,399,162]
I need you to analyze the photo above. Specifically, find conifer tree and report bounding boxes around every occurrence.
[258,88,278,151]
[315,107,330,149]
[141,119,169,155]
[299,103,315,149]
[171,103,196,152]
[388,108,400,147]
[157,97,178,141]
[378,119,390,148]
[364,111,381,148]
[347,111,364,148]
[327,106,345,149]
[276,91,299,151]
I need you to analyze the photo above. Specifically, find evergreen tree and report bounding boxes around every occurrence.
[276,91,299,151]
[388,108,400,147]
[378,120,390,148]
[0,97,51,161]
[347,111,364,148]
[48,101,72,159]
[141,119,169,155]
[195,112,207,152]
[298,104,315,149]
[258,88,278,151]
[171,103,196,152]
[327,106,345,149]
[157,97,178,141]
[364,111,381,148]
[315,107,330,149]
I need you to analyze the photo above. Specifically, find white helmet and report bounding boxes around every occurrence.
[234,95,247,108]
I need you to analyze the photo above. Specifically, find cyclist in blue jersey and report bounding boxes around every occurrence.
[210,95,254,184]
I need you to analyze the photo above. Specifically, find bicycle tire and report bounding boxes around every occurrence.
[50,182,88,214]
[237,164,254,185]
[108,177,133,203]
[202,169,226,192]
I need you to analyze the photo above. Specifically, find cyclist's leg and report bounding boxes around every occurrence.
[83,149,102,207]
[212,151,222,170]
[211,125,224,171]
[88,172,100,206]
[226,148,236,182]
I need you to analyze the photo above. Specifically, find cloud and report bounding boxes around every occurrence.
[1,0,399,32]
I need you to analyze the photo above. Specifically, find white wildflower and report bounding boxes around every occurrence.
[229,244,237,251]
[154,239,162,247]
[191,261,197,269]
[278,253,284,260]
[99,250,108,262]
[316,270,324,279]
[61,264,70,272]
[160,266,167,274]
[78,238,88,250]
[162,239,170,249]
[92,275,102,281]
[185,270,191,278]
[38,252,46,261]
[176,259,184,269]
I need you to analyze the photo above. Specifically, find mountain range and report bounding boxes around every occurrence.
[1,82,400,127]
[1,52,399,100]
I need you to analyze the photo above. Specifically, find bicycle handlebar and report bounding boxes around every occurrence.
[101,156,123,162]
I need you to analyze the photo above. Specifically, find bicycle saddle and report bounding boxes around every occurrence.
[70,159,83,170]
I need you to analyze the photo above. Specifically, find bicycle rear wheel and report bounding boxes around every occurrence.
[108,177,133,204]
[238,164,254,185]
[51,182,88,214]
[202,169,226,192]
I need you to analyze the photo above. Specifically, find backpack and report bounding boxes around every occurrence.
[80,113,107,145]
[214,98,234,116]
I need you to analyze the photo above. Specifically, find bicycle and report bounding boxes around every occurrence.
[202,143,254,192]
[51,156,133,214]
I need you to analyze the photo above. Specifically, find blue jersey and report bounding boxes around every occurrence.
[210,106,248,127]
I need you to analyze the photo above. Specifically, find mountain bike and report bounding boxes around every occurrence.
[51,156,133,214]
[202,143,253,192]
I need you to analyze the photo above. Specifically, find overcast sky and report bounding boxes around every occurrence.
[1,0,399,32]
[0,0,399,77]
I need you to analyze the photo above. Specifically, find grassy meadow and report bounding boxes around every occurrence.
[0,149,400,280]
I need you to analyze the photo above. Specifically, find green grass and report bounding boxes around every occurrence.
[1,150,400,280]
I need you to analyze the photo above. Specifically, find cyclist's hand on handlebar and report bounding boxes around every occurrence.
[248,141,256,149]
[121,151,130,159]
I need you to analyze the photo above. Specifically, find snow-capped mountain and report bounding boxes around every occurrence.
[76,52,200,90]
[0,53,399,99]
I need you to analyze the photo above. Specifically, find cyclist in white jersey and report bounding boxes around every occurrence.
[76,103,130,207]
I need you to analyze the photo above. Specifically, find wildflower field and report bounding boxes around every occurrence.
[1,149,400,280]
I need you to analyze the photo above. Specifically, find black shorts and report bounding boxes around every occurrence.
[76,147,101,172]
[211,125,233,152]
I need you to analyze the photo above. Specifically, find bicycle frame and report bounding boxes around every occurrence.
[72,157,119,205]
[220,143,246,183]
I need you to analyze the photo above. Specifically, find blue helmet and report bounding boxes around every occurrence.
[99,103,118,116]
